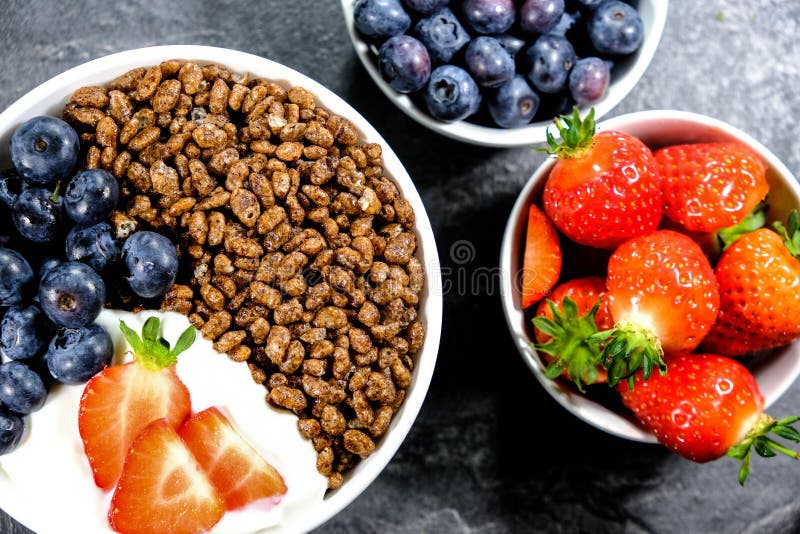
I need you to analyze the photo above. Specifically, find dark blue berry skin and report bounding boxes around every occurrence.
[0,407,24,454]
[121,231,179,299]
[588,0,644,55]
[378,35,432,93]
[38,261,105,328]
[575,0,604,10]
[63,169,119,226]
[525,33,576,93]
[37,258,63,280]
[492,34,527,57]
[10,116,79,187]
[0,303,52,361]
[488,75,541,128]
[465,36,515,88]
[354,0,411,40]
[519,0,565,34]
[414,8,471,64]
[425,65,482,122]
[550,10,580,36]
[44,323,113,384]
[569,56,611,106]
[0,361,47,415]
[65,222,120,273]
[0,169,27,209]
[402,0,448,15]
[461,0,516,34]
[11,187,64,243]
[0,247,33,306]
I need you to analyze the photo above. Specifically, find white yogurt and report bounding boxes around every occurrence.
[0,310,327,534]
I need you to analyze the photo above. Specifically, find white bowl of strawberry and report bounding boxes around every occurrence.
[500,108,800,483]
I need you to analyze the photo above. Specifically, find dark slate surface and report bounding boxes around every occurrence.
[2,1,800,532]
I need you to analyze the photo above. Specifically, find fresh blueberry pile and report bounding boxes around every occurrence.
[353,0,644,128]
[0,116,180,454]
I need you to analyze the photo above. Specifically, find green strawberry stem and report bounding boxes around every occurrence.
[773,209,800,257]
[119,316,196,371]
[727,415,800,485]
[532,296,604,393]
[536,106,596,159]
[717,201,767,251]
[591,321,668,388]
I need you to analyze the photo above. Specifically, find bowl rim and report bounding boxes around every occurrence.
[499,108,800,443]
[0,44,444,533]
[340,0,669,148]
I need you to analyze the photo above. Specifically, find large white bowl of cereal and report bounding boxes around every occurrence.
[0,45,442,533]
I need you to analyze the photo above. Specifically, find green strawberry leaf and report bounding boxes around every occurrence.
[536,106,596,158]
[717,201,767,251]
[119,317,197,370]
[592,321,667,388]
[773,210,800,257]
[727,414,800,485]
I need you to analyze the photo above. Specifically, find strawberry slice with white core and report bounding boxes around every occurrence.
[179,406,288,511]
[109,418,225,534]
[79,316,195,489]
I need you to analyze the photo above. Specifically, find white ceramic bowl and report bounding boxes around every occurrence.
[500,109,800,442]
[0,45,443,533]
[341,0,668,147]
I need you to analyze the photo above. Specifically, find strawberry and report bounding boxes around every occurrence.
[655,142,768,233]
[179,406,288,511]
[540,107,661,250]
[701,212,800,356]
[595,230,719,385]
[108,418,225,534]
[532,276,613,389]
[520,203,561,308]
[618,353,800,484]
[79,316,195,490]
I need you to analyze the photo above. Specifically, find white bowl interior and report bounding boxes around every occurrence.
[341,0,668,147]
[500,109,800,443]
[0,45,443,533]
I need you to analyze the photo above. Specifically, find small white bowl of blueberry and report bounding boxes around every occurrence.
[342,0,668,147]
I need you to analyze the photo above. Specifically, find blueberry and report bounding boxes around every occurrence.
[121,231,179,299]
[65,222,120,272]
[0,361,47,415]
[63,169,119,226]
[0,169,27,209]
[492,34,527,57]
[488,75,541,128]
[569,56,611,106]
[425,65,482,122]
[354,0,411,40]
[37,257,63,280]
[0,407,24,455]
[11,186,64,243]
[38,261,105,328]
[588,0,644,55]
[10,116,79,186]
[465,36,515,88]
[525,33,576,93]
[0,247,33,306]
[461,0,516,34]
[378,35,432,93]
[519,0,565,34]
[0,303,52,361]
[45,323,113,384]
[575,0,604,10]
[414,8,471,64]
[402,0,448,14]
[550,10,580,36]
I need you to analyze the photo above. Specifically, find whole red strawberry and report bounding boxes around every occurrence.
[701,212,800,356]
[619,353,800,484]
[596,230,719,384]
[656,142,768,233]
[533,276,612,389]
[541,107,661,250]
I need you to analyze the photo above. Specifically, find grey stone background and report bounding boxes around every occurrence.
[1,0,799,532]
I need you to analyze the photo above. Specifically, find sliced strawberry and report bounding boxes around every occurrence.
[656,142,768,232]
[618,353,800,484]
[179,407,287,511]
[79,362,191,489]
[520,203,561,308]
[109,419,224,534]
